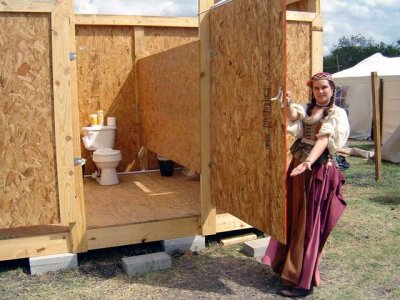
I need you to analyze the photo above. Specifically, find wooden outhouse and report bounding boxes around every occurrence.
[0,0,323,262]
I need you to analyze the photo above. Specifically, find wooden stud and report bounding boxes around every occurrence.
[311,14,323,74]
[286,11,317,22]
[68,1,87,253]
[134,26,148,170]
[75,14,198,27]
[371,72,382,181]
[199,0,216,235]
[51,1,76,229]
[0,0,56,12]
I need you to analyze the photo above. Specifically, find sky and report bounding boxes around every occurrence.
[74,0,400,56]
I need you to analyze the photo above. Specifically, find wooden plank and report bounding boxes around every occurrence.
[210,0,286,243]
[51,0,75,229]
[69,3,87,253]
[371,72,382,181]
[0,12,60,227]
[286,11,317,22]
[84,173,200,228]
[0,233,71,261]
[134,27,148,170]
[138,41,201,172]
[0,0,56,12]
[220,233,257,246]
[87,217,201,250]
[75,14,198,27]
[216,213,251,233]
[311,14,323,74]
[199,0,216,236]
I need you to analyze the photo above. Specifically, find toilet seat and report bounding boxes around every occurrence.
[93,148,121,163]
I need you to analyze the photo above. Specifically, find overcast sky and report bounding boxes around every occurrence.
[74,0,400,56]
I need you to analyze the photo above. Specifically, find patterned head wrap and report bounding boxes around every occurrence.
[307,72,333,87]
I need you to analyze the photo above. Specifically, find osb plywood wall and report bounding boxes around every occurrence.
[76,26,198,174]
[210,0,286,242]
[76,25,137,174]
[286,21,312,156]
[0,13,59,228]
[136,26,199,169]
[138,41,200,172]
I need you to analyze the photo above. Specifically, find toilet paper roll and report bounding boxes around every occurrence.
[107,117,116,126]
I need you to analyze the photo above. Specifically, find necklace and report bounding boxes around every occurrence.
[315,102,330,108]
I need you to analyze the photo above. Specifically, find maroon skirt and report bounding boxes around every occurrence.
[262,158,346,289]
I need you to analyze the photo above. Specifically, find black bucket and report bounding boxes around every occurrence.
[158,160,175,176]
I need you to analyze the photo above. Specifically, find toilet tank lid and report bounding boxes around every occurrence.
[81,125,116,132]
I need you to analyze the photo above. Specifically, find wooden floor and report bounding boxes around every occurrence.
[84,172,200,228]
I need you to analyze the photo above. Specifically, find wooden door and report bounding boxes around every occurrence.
[209,0,287,243]
[0,0,86,252]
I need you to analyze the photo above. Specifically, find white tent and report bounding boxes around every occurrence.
[332,53,400,163]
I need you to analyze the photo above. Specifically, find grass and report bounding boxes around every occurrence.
[0,139,399,299]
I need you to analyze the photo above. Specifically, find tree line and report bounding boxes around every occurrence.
[323,34,400,73]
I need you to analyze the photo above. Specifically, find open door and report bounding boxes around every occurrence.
[209,0,287,243]
[0,0,86,255]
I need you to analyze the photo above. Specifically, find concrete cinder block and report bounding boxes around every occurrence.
[243,237,271,258]
[122,252,172,276]
[29,253,78,275]
[162,235,205,255]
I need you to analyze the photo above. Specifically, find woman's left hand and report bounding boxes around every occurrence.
[290,161,311,177]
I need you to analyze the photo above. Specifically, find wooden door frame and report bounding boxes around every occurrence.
[0,0,87,253]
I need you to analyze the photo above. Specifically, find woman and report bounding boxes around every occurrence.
[262,72,350,297]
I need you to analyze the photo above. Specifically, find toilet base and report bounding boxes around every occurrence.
[95,168,119,185]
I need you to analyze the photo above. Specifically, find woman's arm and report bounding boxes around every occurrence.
[290,134,329,177]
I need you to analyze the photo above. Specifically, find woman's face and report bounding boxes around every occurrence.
[312,79,333,105]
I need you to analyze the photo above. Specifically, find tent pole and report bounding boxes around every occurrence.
[371,72,382,181]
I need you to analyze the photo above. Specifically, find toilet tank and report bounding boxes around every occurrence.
[81,125,116,150]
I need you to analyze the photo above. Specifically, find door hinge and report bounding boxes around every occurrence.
[70,52,77,61]
[74,157,86,166]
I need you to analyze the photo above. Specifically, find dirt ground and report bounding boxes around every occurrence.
[0,232,308,300]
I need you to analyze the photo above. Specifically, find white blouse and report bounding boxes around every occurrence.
[287,104,350,155]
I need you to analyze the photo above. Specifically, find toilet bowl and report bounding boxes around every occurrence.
[81,124,122,185]
[93,148,122,185]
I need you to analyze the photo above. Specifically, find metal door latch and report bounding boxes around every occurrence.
[74,157,86,166]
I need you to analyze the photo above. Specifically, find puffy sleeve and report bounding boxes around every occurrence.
[316,106,350,154]
[287,104,306,138]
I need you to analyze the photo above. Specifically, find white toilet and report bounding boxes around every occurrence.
[81,125,122,185]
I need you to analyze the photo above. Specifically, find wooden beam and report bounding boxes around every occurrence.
[75,14,198,27]
[86,217,201,250]
[69,0,87,253]
[220,233,257,246]
[0,233,71,261]
[51,1,76,230]
[199,0,216,236]
[311,14,323,74]
[0,0,56,12]
[379,79,384,140]
[371,72,382,181]
[286,11,317,22]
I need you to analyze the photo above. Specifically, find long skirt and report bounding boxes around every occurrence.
[262,158,346,290]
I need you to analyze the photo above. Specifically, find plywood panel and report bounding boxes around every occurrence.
[76,25,137,174]
[0,13,59,228]
[84,172,200,228]
[136,27,198,59]
[136,26,199,169]
[138,41,200,172]
[210,0,286,242]
[286,21,312,153]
